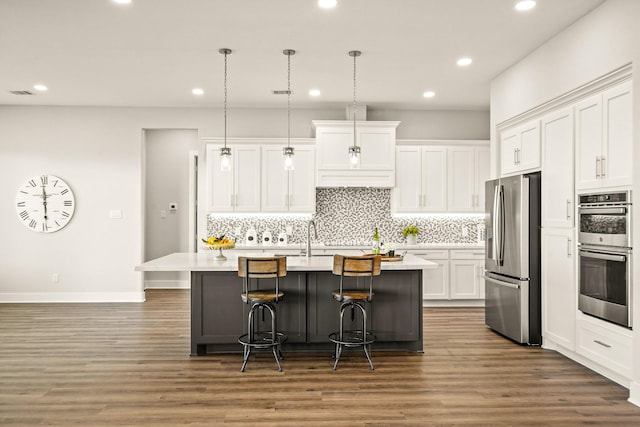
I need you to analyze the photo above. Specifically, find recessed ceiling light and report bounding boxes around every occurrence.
[113,0,132,4]
[515,1,536,11]
[423,91,435,98]
[318,0,337,9]
[309,89,321,97]
[33,84,48,91]
[457,57,473,67]
[192,88,204,95]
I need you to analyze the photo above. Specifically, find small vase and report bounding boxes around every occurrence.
[406,234,417,245]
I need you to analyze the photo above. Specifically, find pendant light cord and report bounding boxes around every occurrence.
[223,50,228,149]
[353,51,357,145]
[287,50,291,148]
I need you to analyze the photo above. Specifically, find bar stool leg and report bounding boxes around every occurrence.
[360,303,374,370]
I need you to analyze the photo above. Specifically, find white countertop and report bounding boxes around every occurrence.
[232,243,484,251]
[136,252,437,272]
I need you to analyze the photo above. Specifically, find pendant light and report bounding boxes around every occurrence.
[348,50,361,169]
[219,48,232,172]
[283,49,296,171]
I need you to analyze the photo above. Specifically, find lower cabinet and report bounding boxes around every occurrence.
[541,227,576,350]
[576,313,633,380]
[410,248,485,302]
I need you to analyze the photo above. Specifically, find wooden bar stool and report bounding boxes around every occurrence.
[237,256,287,372]
[329,254,382,370]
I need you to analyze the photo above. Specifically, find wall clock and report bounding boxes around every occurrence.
[15,174,76,233]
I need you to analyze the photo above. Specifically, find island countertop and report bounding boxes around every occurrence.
[136,252,437,272]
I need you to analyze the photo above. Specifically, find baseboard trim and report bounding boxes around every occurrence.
[0,292,146,303]
[144,280,190,289]
[629,381,640,407]
[423,299,485,307]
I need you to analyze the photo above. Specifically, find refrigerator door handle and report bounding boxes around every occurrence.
[491,185,500,263]
[484,275,521,290]
[498,185,505,265]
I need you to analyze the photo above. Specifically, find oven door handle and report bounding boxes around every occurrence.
[579,207,627,215]
[578,250,626,262]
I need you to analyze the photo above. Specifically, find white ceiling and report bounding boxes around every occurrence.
[0,0,605,110]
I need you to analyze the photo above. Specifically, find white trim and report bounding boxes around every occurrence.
[188,150,198,253]
[144,280,190,289]
[0,292,145,303]
[423,300,485,307]
[397,139,489,146]
[202,137,315,146]
[629,381,640,407]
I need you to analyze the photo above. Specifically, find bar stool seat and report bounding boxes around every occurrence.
[329,254,381,370]
[237,256,287,372]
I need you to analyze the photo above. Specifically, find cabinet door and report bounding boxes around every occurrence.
[500,129,519,176]
[447,147,475,212]
[602,81,632,188]
[542,107,574,228]
[474,147,491,212]
[422,147,447,212]
[541,228,575,350]
[358,126,396,171]
[233,146,261,212]
[422,260,449,300]
[207,145,234,212]
[316,127,352,170]
[575,93,603,190]
[393,146,423,212]
[518,120,541,171]
[288,146,316,212]
[449,260,483,299]
[261,146,288,212]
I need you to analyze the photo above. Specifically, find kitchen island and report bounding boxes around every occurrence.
[136,252,436,355]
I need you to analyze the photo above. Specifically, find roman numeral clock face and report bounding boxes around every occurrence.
[15,175,75,233]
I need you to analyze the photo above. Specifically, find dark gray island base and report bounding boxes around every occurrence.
[191,269,423,356]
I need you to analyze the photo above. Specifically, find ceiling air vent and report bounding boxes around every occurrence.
[10,90,35,96]
[272,90,292,95]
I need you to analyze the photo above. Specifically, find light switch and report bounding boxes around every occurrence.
[169,203,178,210]
[109,210,122,219]
[160,210,167,219]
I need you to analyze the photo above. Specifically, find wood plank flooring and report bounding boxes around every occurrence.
[1,289,639,426]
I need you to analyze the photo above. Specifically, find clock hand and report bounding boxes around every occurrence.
[42,185,48,220]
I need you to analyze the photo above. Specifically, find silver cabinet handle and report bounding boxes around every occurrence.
[567,238,572,257]
[514,148,518,165]
[601,156,606,177]
[517,148,521,164]
[566,200,571,220]
[595,156,601,178]
[594,339,611,349]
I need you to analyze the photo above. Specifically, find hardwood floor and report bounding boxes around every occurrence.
[1,289,639,426]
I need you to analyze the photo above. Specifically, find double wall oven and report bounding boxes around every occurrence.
[578,191,632,328]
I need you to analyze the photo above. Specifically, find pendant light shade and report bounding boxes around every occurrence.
[348,50,361,169]
[283,49,296,171]
[219,48,232,172]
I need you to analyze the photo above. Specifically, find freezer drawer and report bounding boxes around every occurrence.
[484,273,530,344]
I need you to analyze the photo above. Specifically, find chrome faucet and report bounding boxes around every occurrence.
[305,219,318,257]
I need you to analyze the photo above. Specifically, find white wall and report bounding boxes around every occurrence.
[489,0,640,406]
[0,106,488,302]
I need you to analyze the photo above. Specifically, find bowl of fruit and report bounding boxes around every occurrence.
[202,236,235,260]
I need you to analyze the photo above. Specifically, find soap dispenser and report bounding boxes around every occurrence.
[245,226,257,246]
[262,230,273,246]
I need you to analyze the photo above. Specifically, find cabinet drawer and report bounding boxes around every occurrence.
[577,317,632,378]
[409,250,448,260]
[450,249,485,260]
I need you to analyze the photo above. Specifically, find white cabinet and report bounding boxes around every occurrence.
[313,120,400,187]
[500,120,541,176]
[393,146,447,213]
[541,107,574,228]
[207,144,261,212]
[449,250,485,299]
[575,80,633,190]
[541,228,575,351]
[411,250,449,299]
[262,145,316,213]
[576,313,633,380]
[447,146,490,212]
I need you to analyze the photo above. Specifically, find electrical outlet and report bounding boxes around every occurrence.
[461,227,468,238]
[235,226,242,235]
[169,203,178,210]
[160,210,167,219]
[52,273,59,283]
[285,224,293,235]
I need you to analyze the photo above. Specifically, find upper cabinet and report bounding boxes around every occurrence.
[575,80,632,190]
[392,143,489,214]
[541,107,574,228]
[262,145,316,213]
[393,146,447,213]
[206,144,261,213]
[448,146,490,213]
[313,120,400,187]
[500,119,541,176]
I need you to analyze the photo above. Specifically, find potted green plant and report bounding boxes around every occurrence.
[402,225,420,245]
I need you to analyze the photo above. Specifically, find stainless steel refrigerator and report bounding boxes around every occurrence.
[484,172,541,345]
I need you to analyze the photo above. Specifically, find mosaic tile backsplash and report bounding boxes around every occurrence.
[207,188,485,246]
